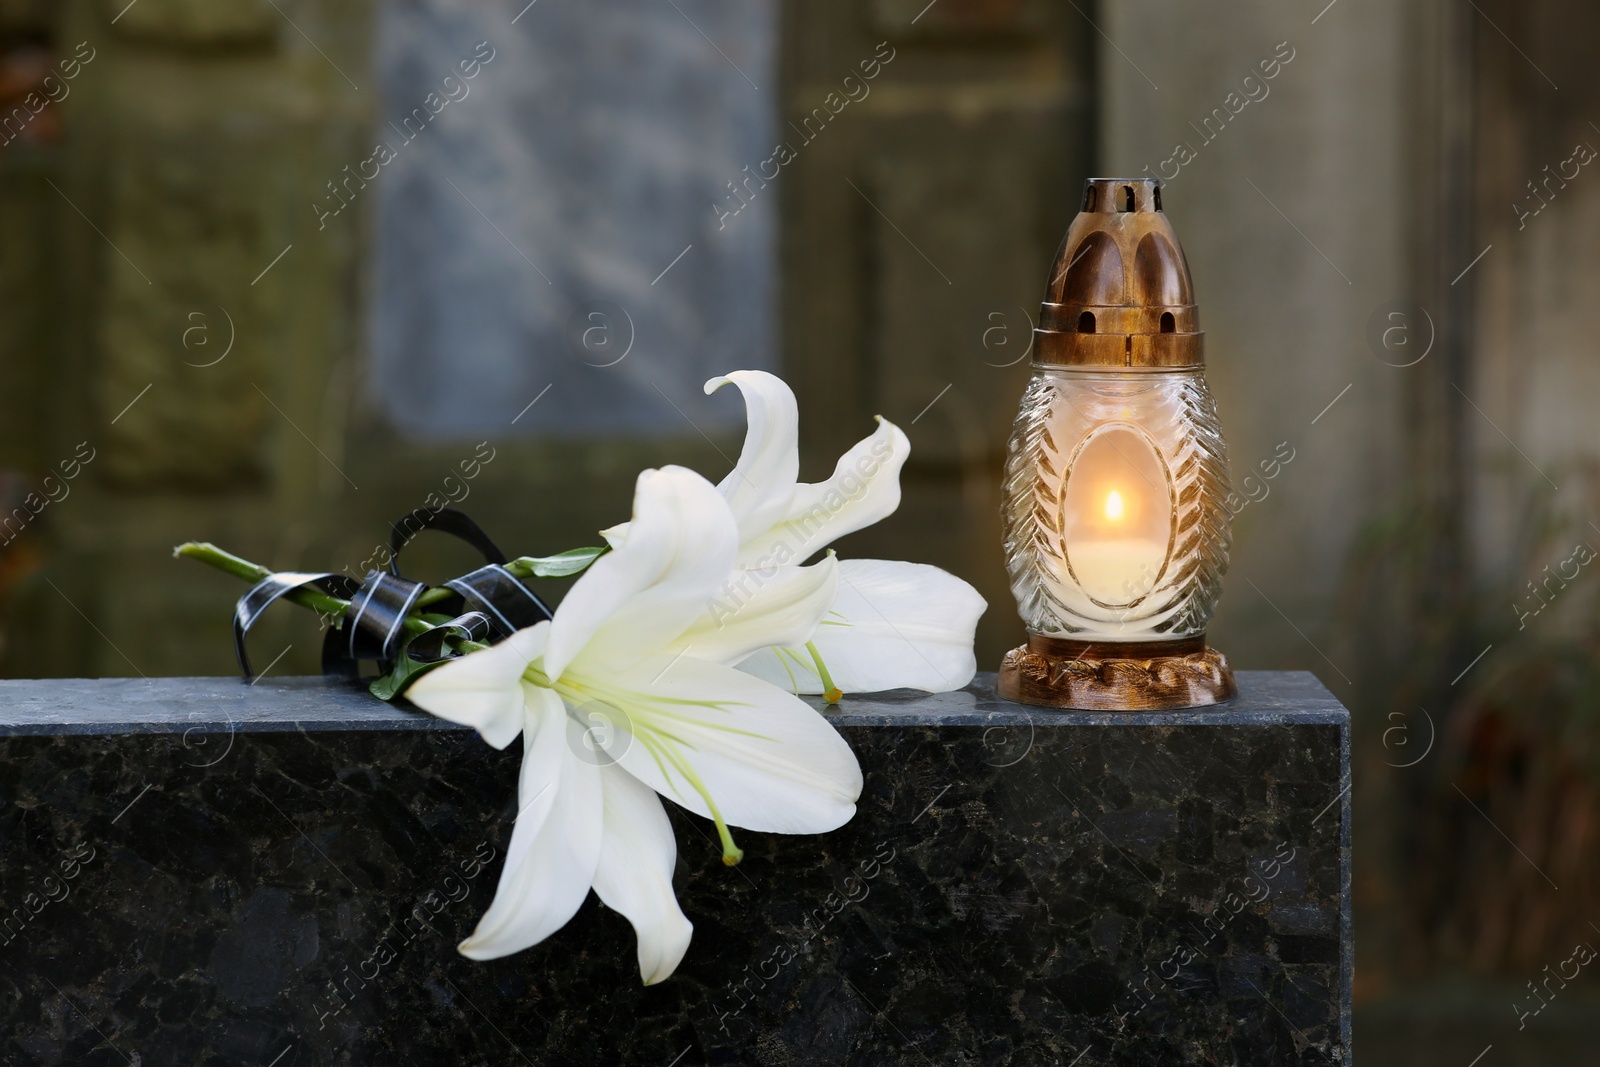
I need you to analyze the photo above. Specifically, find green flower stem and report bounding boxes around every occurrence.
[176,541,570,666]
[173,541,431,640]
[412,586,454,611]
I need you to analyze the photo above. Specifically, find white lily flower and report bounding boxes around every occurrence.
[704,371,911,570]
[407,465,861,984]
[677,370,985,697]
[737,557,985,695]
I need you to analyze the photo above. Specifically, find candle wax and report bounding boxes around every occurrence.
[1065,538,1167,605]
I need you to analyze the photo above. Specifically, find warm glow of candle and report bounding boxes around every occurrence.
[1059,426,1174,609]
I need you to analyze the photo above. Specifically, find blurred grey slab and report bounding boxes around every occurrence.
[368,0,778,439]
[0,671,1344,735]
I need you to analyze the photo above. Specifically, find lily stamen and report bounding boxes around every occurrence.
[643,733,744,865]
[806,641,844,704]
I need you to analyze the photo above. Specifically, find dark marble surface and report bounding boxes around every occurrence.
[0,673,1350,1066]
[0,671,1345,734]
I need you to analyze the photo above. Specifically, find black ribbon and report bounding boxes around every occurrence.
[444,565,552,635]
[403,610,494,663]
[232,508,554,681]
[233,571,360,678]
[388,506,508,571]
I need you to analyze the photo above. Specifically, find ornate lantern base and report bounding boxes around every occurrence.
[998,634,1237,711]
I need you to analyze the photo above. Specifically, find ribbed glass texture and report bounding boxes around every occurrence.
[1001,366,1233,641]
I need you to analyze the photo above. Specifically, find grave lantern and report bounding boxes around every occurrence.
[999,178,1236,710]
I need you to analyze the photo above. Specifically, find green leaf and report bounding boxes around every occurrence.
[507,546,609,578]
[368,643,448,702]
[368,627,495,702]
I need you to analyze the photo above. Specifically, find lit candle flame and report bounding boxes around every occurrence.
[1104,489,1124,521]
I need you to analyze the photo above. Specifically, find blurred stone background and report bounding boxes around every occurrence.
[1,0,1598,1062]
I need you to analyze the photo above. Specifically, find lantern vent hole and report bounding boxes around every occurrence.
[1154,186,1163,211]
[1083,187,1094,211]
[1077,311,1096,333]
[1122,185,1135,212]
[1160,311,1176,333]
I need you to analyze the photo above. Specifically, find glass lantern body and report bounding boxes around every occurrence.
[1002,365,1233,642]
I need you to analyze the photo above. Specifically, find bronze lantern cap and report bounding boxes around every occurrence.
[1035,178,1203,369]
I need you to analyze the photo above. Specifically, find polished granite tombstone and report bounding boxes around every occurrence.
[0,672,1349,1066]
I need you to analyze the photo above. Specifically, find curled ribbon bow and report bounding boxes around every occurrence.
[219,509,560,698]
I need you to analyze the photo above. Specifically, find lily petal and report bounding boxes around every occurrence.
[737,416,910,567]
[591,764,694,985]
[668,556,839,668]
[458,687,603,959]
[739,559,986,695]
[705,371,800,542]
[406,623,550,749]
[546,465,739,680]
[593,654,862,835]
